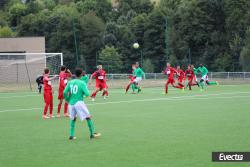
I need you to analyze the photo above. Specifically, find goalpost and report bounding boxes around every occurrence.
[0,53,63,92]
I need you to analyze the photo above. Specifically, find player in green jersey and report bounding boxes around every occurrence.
[197,64,218,90]
[133,62,146,93]
[80,71,89,85]
[63,68,101,140]
[125,64,139,93]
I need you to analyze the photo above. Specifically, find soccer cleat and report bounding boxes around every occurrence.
[56,114,61,118]
[91,98,95,102]
[43,115,50,119]
[90,132,101,139]
[69,136,77,140]
[64,114,69,117]
[103,96,106,100]
[50,115,55,118]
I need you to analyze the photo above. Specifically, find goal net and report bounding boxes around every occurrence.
[0,53,63,92]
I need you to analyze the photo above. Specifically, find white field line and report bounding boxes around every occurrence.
[0,83,250,96]
[0,88,250,99]
[0,92,250,113]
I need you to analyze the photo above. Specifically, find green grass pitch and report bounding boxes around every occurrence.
[0,85,250,167]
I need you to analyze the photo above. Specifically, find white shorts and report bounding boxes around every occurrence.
[201,75,208,81]
[69,101,91,121]
[134,77,142,83]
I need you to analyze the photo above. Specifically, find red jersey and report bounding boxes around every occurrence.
[185,69,194,79]
[177,69,185,80]
[43,74,52,92]
[58,71,68,89]
[164,67,176,79]
[92,70,106,83]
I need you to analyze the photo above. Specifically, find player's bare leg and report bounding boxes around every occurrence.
[125,82,132,93]
[43,103,50,119]
[63,102,69,117]
[102,88,108,99]
[91,88,101,101]
[57,99,63,117]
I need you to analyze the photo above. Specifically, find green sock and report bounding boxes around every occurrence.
[70,119,76,137]
[207,81,217,85]
[132,84,137,92]
[200,81,205,89]
[86,119,94,136]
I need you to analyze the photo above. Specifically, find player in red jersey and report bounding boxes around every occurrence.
[89,65,108,101]
[163,63,185,94]
[43,68,56,119]
[125,64,138,94]
[185,65,195,90]
[176,65,185,89]
[163,63,176,94]
[57,66,72,118]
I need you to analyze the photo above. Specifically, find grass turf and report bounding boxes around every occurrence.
[0,85,250,167]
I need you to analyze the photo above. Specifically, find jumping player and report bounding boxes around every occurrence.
[57,66,72,118]
[63,68,101,140]
[89,65,108,101]
[43,68,56,119]
[133,62,145,93]
[125,64,139,94]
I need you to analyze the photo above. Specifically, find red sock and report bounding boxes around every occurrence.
[175,85,183,89]
[178,83,184,87]
[91,91,97,98]
[43,103,49,115]
[64,103,68,114]
[105,91,109,96]
[49,103,53,115]
[125,84,131,92]
[165,84,168,93]
[57,103,62,114]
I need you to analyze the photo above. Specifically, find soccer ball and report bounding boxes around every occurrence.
[133,43,140,49]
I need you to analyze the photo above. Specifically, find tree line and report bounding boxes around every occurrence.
[0,0,250,72]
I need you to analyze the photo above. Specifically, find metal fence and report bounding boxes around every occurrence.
[0,72,250,92]
[105,72,250,80]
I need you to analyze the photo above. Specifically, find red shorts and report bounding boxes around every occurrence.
[58,88,64,100]
[96,82,107,90]
[44,91,53,104]
[178,77,184,83]
[166,78,175,84]
[188,77,193,82]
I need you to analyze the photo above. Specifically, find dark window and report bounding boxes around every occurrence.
[0,51,26,60]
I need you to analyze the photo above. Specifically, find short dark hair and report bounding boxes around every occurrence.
[75,68,83,77]
[60,65,66,71]
[44,68,50,74]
